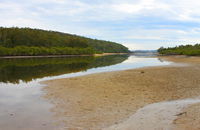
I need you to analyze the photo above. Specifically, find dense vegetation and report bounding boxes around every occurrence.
[0,46,94,56]
[0,27,130,56]
[0,55,129,83]
[158,44,200,56]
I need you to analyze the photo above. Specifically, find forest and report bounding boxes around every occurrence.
[0,27,130,56]
[158,44,200,56]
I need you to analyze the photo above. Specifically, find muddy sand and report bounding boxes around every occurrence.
[42,56,200,130]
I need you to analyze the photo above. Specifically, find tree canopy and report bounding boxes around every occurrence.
[158,44,200,56]
[0,27,130,56]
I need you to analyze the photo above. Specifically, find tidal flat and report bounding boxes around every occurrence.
[43,56,200,130]
[0,55,170,130]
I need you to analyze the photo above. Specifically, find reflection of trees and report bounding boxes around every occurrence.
[0,55,129,84]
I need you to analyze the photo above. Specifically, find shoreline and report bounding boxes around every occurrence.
[42,56,200,130]
[104,98,200,130]
[0,53,129,59]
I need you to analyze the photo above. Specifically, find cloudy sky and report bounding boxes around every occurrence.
[1,0,200,50]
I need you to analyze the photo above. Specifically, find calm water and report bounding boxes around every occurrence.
[0,55,171,130]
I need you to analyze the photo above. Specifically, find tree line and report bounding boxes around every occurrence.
[0,27,130,56]
[158,44,200,56]
[0,46,94,56]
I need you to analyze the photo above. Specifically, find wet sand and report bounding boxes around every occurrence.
[104,99,200,130]
[173,103,200,130]
[42,56,200,130]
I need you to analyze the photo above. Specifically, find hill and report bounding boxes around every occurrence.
[133,50,157,56]
[158,44,200,56]
[0,27,130,56]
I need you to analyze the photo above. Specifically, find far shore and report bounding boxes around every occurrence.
[0,53,129,59]
[42,56,200,130]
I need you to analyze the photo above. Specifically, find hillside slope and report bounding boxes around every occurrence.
[158,44,200,56]
[0,27,130,56]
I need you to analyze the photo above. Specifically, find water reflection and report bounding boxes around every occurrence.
[0,55,129,84]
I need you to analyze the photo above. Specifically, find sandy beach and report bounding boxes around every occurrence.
[42,56,200,130]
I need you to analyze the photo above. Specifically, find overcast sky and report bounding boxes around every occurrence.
[1,0,200,50]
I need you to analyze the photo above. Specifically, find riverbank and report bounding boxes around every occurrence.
[0,53,129,59]
[42,56,200,130]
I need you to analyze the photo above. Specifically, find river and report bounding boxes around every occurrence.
[0,55,171,130]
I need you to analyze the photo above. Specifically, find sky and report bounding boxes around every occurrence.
[1,0,200,50]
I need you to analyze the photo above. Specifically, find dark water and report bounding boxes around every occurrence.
[0,55,171,130]
[0,55,129,84]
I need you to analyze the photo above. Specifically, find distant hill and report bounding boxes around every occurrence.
[158,44,200,56]
[133,50,157,53]
[132,50,157,56]
[0,27,130,56]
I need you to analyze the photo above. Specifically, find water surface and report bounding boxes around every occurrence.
[0,55,171,129]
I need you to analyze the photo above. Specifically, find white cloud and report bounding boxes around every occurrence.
[122,43,144,50]
[112,0,169,14]
[2,0,200,22]
[1,0,200,50]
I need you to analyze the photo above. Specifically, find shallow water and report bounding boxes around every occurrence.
[0,84,57,130]
[105,98,200,130]
[0,55,171,129]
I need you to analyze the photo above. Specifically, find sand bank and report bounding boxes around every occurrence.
[42,56,200,130]
[104,98,200,130]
